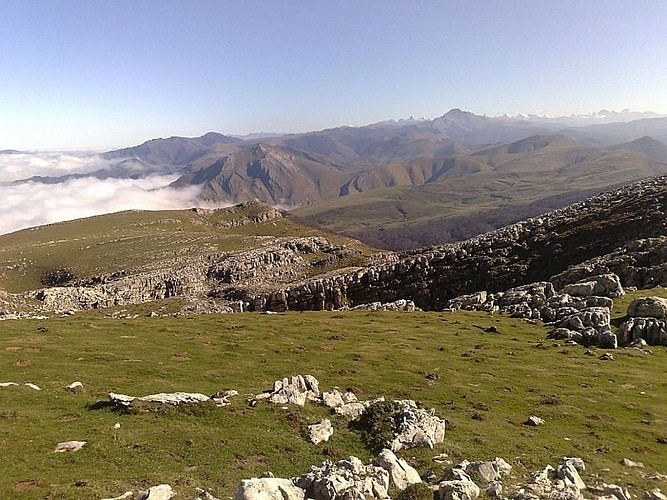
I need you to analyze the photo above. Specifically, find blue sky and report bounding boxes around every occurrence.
[1,0,666,150]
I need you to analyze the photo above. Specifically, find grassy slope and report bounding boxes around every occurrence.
[0,289,665,498]
[292,150,667,248]
[0,208,373,294]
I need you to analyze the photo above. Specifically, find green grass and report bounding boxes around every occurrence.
[0,291,665,498]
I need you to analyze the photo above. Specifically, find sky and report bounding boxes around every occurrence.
[1,0,666,151]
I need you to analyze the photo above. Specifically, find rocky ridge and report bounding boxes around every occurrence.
[243,176,667,312]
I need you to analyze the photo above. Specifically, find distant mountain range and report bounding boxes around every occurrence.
[9,109,667,249]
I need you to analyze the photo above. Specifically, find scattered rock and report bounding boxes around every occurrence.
[109,391,212,406]
[136,484,176,499]
[438,478,480,500]
[293,455,389,500]
[376,449,421,490]
[266,374,320,406]
[308,419,334,445]
[235,478,305,500]
[621,458,644,468]
[599,353,614,361]
[335,402,367,418]
[484,481,503,497]
[644,488,667,500]
[557,462,586,491]
[599,483,632,500]
[66,381,83,392]
[523,416,544,427]
[211,389,239,406]
[465,457,512,483]
[627,297,667,319]
[618,317,667,346]
[350,299,421,312]
[24,383,41,391]
[54,440,86,453]
[561,457,585,470]
[0,382,19,387]
[562,274,625,298]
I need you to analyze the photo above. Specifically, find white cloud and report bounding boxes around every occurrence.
[0,175,206,235]
[0,151,114,182]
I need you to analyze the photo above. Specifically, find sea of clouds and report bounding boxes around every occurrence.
[0,151,205,235]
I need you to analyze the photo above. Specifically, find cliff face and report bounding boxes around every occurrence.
[244,176,667,311]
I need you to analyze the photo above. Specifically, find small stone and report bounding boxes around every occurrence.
[54,440,86,453]
[66,381,84,392]
[599,353,614,361]
[136,484,176,499]
[24,383,41,390]
[621,458,644,468]
[524,416,545,426]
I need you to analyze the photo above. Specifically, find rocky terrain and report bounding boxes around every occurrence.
[1,175,666,323]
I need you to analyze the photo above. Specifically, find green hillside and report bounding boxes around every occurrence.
[0,203,373,294]
[0,290,665,498]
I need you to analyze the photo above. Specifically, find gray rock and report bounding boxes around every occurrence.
[561,457,585,471]
[235,478,305,500]
[438,480,480,500]
[557,463,586,491]
[484,481,503,498]
[557,307,611,332]
[465,457,512,483]
[598,330,618,349]
[519,465,555,498]
[561,274,624,298]
[644,489,667,500]
[447,291,488,310]
[620,458,644,468]
[390,400,447,451]
[268,375,320,406]
[335,403,367,418]
[600,484,632,500]
[136,484,176,500]
[322,390,345,408]
[627,297,667,319]
[109,391,211,406]
[54,440,86,453]
[294,456,390,500]
[308,419,334,445]
[376,449,421,490]
[618,317,667,346]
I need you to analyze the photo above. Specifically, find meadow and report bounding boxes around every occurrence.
[0,289,665,498]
